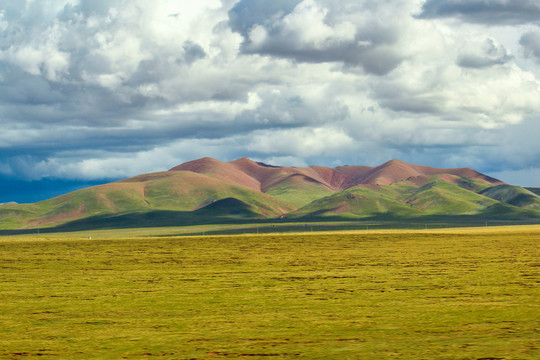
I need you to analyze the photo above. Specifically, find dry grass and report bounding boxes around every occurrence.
[0,226,538,359]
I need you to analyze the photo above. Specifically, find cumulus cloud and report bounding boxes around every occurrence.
[1,0,540,200]
[229,0,407,75]
[457,38,513,68]
[245,126,355,158]
[371,59,540,131]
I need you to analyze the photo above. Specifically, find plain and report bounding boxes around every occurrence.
[0,226,538,359]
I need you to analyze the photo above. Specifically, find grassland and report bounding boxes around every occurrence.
[0,226,538,359]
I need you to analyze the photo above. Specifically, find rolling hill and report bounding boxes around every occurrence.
[480,185,540,209]
[1,157,538,230]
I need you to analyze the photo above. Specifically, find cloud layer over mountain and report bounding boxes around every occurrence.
[1,0,540,201]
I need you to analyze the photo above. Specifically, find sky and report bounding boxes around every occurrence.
[1,0,540,203]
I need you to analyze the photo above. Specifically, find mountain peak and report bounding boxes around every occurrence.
[359,159,421,185]
[169,157,222,172]
[169,157,504,187]
[381,159,409,166]
[230,157,258,166]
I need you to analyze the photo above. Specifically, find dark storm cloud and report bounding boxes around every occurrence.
[418,0,540,25]
[520,31,540,63]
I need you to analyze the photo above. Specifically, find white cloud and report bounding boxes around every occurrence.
[246,127,355,157]
[160,92,262,117]
[370,20,540,129]
[261,156,308,167]
[0,0,540,191]
[457,37,512,68]
[0,10,8,32]
[279,0,355,48]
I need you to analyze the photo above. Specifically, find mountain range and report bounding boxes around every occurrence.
[1,157,540,230]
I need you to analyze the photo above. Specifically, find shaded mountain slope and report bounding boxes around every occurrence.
[193,197,259,218]
[480,185,540,209]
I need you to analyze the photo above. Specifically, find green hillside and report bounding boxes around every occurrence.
[0,206,36,229]
[478,202,540,219]
[456,177,493,192]
[396,180,497,215]
[480,185,540,209]
[290,185,421,219]
[48,199,260,231]
[0,171,295,230]
[289,179,533,220]
[264,174,334,207]
[1,159,540,231]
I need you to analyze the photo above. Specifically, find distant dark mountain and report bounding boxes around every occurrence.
[1,157,537,231]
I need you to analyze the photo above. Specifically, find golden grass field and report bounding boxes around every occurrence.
[0,225,538,359]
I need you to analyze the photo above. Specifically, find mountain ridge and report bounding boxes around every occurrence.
[169,157,504,191]
[2,157,537,231]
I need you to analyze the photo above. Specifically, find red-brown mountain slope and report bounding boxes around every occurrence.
[170,157,504,190]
